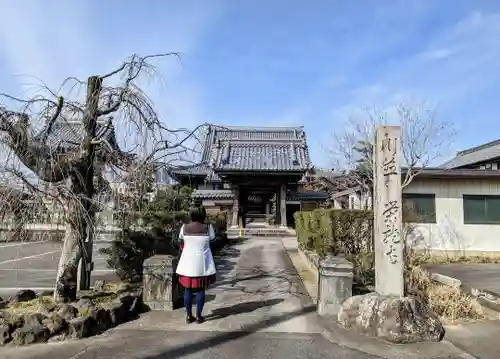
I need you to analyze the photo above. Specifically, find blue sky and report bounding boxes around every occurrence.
[0,0,499,168]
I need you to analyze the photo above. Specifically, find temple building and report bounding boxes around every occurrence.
[170,125,328,228]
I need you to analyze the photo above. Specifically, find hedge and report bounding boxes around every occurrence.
[294,208,373,257]
[295,208,374,286]
[99,210,228,283]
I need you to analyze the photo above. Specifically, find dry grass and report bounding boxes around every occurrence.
[2,282,122,316]
[405,251,485,323]
[6,295,54,315]
[411,249,500,265]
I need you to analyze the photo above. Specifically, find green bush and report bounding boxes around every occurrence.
[295,208,374,285]
[99,210,228,283]
[295,208,373,256]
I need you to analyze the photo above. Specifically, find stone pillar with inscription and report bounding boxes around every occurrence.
[373,125,404,297]
[231,185,240,228]
[279,183,287,227]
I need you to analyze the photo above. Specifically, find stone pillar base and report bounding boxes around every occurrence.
[143,255,179,311]
[317,255,353,317]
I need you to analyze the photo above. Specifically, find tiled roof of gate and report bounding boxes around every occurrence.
[171,125,312,178]
[208,125,311,172]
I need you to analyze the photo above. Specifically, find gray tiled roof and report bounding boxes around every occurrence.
[208,125,311,172]
[170,164,210,176]
[34,119,121,152]
[286,190,329,201]
[171,124,312,178]
[213,142,309,171]
[191,189,234,199]
[441,139,500,169]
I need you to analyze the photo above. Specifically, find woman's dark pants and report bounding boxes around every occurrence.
[184,288,205,318]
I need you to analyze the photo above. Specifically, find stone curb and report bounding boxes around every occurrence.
[279,238,479,359]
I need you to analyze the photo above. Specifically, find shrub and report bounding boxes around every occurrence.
[295,208,374,286]
[295,208,373,256]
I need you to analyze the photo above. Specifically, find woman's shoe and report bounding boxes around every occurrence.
[196,316,205,324]
[186,316,195,324]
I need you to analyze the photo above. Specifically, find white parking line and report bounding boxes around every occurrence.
[0,268,115,272]
[0,240,49,248]
[0,287,54,292]
[0,250,60,265]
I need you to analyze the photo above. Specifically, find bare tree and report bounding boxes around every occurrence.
[0,53,207,302]
[329,101,456,194]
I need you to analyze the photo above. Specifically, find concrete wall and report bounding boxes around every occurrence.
[405,177,500,254]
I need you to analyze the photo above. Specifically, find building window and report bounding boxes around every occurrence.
[463,195,500,224]
[402,193,436,223]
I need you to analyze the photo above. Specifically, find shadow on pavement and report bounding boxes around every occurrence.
[140,303,317,359]
[213,245,241,279]
[205,298,284,321]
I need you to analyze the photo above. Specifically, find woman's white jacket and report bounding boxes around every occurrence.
[175,224,217,277]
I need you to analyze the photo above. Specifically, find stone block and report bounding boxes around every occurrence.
[143,255,179,311]
[338,293,445,343]
[317,255,353,317]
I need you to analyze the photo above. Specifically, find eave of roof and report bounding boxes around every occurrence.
[286,190,329,201]
[440,139,500,169]
[403,167,500,179]
[191,189,234,200]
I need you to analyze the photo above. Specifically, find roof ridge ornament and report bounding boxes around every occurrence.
[290,142,299,165]
[222,142,231,165]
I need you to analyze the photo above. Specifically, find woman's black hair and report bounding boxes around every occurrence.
[189,206,207,223]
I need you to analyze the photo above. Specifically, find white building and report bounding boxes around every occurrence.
[330,139,500,255]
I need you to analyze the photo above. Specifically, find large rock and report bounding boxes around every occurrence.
[89,308,112,333]
[102,301,127,327]
[338,293,445,343]
[23,313,46,328]
[73,298,93,316]
[11,324,50,345]
[0,323,11,345]
[9,289,36,304]
[55,303,78,321]
[67,315,97,339]
[42,314,67,336]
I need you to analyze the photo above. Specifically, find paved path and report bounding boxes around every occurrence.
[1,237,378,359]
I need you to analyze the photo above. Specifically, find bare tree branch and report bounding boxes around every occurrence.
[0,52,204,302]
[327,101,456,193]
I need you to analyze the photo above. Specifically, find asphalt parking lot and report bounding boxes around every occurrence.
[0,240,118,299]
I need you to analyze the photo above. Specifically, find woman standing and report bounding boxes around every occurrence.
[176,207,217,323]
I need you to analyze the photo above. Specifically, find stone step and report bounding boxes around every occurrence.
[227,227,296,238]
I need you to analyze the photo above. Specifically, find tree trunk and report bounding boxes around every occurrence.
[53,221,83,302]
[53,76,101,302]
